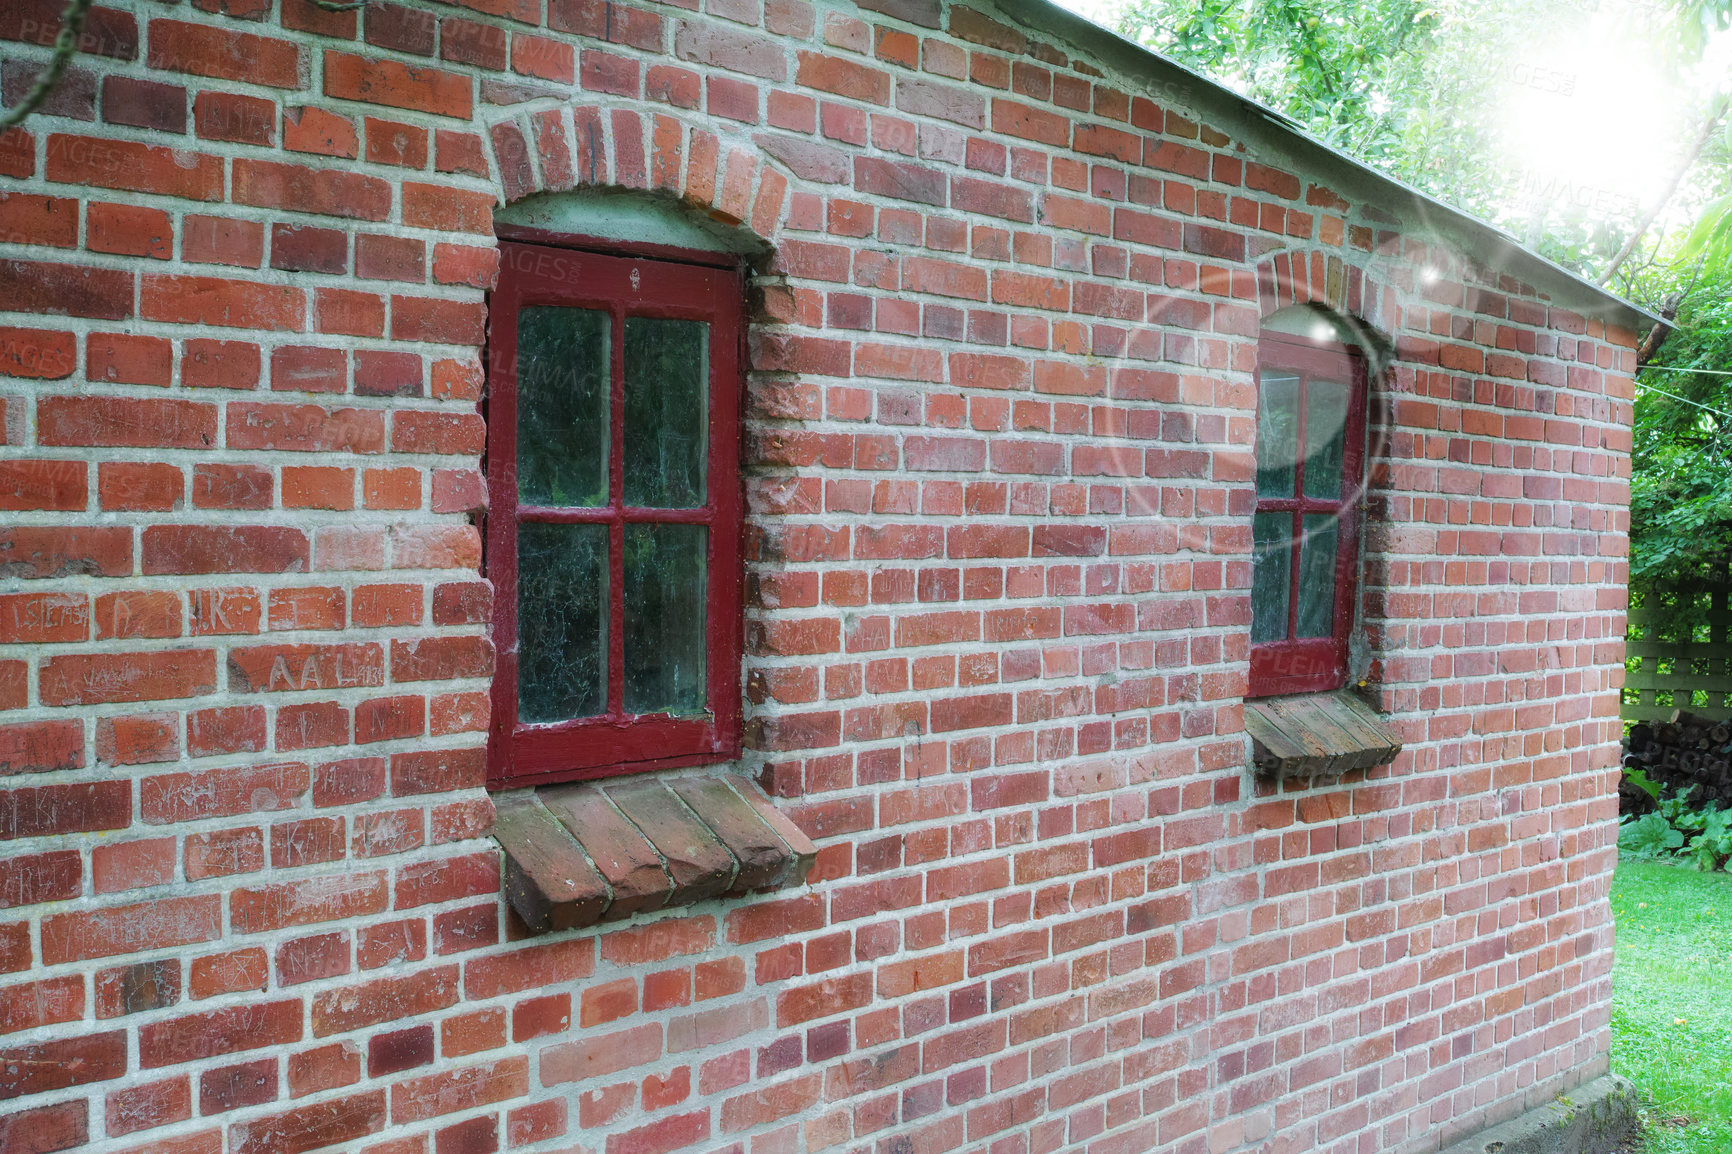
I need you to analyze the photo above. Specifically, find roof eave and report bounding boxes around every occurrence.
[993,0,1667,332]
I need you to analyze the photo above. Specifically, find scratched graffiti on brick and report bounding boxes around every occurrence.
[230,872,390,935]
[226,644,387,693]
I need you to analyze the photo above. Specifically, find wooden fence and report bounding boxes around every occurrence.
[1622,564,1732,725]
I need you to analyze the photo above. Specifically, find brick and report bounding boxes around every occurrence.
[0,258,132,319]
[141,274,305,331]
[92,838,176,893]
[97,463,180,511]
[396,850,498,909]
[194,92,276,147]
[402,184,493,233]
[188,948,268,999]
[148,20,302,87]
[283,105,358,157]
[0,192,78,248]
[188,705,268,757]
[95,959,180,1018]
[236,158,390,221]
[39,649,216,706]
[1,2,139,58]
[142,526,308,574]
[0,589,88,647]
[464,938,593,999]
[276,931,350,986]
[390,297,485,345]
[182,339,262,390]
[139,1000,300,1068]
[199,1057,277,1115]
[365,3,436,53]
[356,234,425,282]
[87,332,170,385]
[39,396,215,448]
[0,1100,87,1151]
[230,871,389,933]
[324,51,473,118]
[45,134,223,201]
[0,526,128,579]
[101,75,186,134]
[0,327,77,383]
[288,1041,361,1097]
[0,1031,126,1099]
[191,464,272,510]
[391,1056,528,1124]
[0,850,81,909]
[854,156,946,205]
[228,402,387,453]
[143,761,308,823]
[189,588,263,636]
[227,642,385,693]
[106,1075,192,1136]
[229,1089,387,1154]
[0,974,84,1035]
[96,712,180,764]
[311,965,458,1035]
[369,1024,434,1075]
[0,781,130,840]
[185,829,266,882]
[44,896,219,965]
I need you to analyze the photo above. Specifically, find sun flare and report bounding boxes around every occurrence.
[1494,18,1682,223]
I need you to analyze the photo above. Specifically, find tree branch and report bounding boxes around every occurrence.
[0,0,94,132]
[1600,94,1731,287]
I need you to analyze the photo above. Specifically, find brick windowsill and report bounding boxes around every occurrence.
[492,775,816,932]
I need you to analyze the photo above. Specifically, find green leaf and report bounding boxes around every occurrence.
[1621,811,1687,856]
[1623,767,1663,802]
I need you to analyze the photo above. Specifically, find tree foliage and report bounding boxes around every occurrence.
[1631,293,1732,587]
[1112,0,1510,216]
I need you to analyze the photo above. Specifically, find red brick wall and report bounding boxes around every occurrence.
[0,0,1637,1151]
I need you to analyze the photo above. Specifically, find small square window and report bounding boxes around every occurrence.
[1248,330,1368,697]
[486,242,744,788]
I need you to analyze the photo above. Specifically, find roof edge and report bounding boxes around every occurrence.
[991,0,1667,333]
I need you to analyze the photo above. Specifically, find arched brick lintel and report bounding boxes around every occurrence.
[484,104,794,250]
[1256,249,1396,348]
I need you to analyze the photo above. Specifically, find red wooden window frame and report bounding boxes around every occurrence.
[486,241,745,789]
[1247,331,1368,698]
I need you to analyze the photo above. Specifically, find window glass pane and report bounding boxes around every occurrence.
[1297,514,1339,638]
[517,522,608,722]
[624,524,708,716]
[1255,371,1299,498]
[517,307,610,508]
[1304,379,1350,500]
[1251,512,1292,643]
[624,318,708,508]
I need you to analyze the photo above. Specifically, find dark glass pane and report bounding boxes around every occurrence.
[624,318,708,509]
[1297,514,1339,638]
[1255,371,1299,498]
[624,524,708,716]
[1251,512,1292,644]
[517,522,607,723]
[1304,379,1350,500]
[517,307,610,508]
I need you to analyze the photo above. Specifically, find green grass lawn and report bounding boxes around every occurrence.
[1611,858,1732,1152]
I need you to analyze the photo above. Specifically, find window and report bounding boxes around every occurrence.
[486,242,744,788]
[1248,326,1368,697]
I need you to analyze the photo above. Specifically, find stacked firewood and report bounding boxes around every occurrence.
[1622,709,1732,813]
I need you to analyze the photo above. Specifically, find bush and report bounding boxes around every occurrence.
[1620,774,1732,871]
